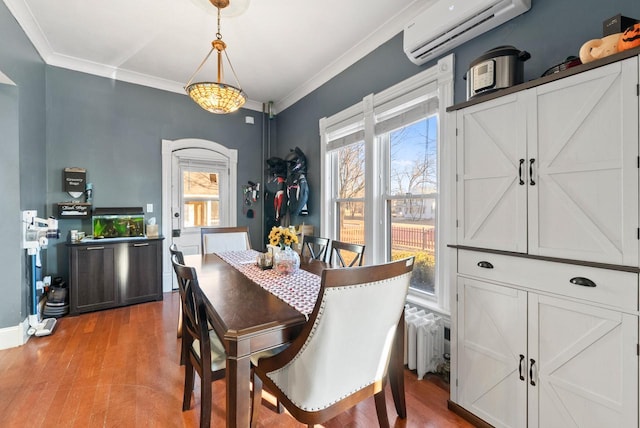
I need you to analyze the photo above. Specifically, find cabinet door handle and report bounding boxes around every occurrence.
[529,358,536,386]
[133,243,149,247]
[519,354,525,381]
[570,277,596,287]
[518,159,525,185]
[477,261,493,269]
[529,158,536,186]
[87,246,105,251]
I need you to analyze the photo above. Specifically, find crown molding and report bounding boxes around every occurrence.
[5,0,428,114]
[273,1,431,114]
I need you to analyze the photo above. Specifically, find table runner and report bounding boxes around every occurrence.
[216,250,321,317]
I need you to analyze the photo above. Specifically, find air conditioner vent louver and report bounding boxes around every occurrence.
[404,0,531,65]
[413,14,496,62]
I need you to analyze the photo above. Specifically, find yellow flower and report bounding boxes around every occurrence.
[268,226,298,247]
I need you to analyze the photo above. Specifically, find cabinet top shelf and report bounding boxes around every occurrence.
[447,46,640,112]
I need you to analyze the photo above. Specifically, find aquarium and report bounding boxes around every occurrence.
[92,207,145,238]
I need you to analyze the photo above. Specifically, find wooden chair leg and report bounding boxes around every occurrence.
[177,303,183,338]
[182,359,195,411]
[374,389,390,428]
[179,322,188,366]
[200,368,212,428]
[251,373,263,428]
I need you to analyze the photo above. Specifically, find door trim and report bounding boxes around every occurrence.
[161,138,238,292]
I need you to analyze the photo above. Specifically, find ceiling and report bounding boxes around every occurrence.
[4,0,430,113]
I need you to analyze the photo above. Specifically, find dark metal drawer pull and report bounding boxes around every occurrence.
[519,354,525,381]
[87,246,105,251]
[133,243,149,247]
[529,359,536,386]
[518,159,525,185]
[570,277,596,288]
[529,158,536,186]
[477,261,493,269]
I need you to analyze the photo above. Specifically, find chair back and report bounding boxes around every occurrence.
[328,240,365,267]
[301,235,330,262]
[258,257,414,415]
[171,255,212,367]
[201,226,251,254]
[169,243,185,265]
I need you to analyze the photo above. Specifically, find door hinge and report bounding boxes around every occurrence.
[637,228,639,240]
[456,219,459,227]
[637,84,639,96]
[456,128,458,136]
[456,293,459,302]
[637,343,639,355]
[637,156,639,168]
[456,378,458,387]
[455,173,459,182]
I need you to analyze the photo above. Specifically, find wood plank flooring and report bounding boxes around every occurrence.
[0,292,474,427]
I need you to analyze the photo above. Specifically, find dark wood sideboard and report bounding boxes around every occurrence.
[67,237,164,315]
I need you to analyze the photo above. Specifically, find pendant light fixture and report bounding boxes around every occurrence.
[185,0,246,114]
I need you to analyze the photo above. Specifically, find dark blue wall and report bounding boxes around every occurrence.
[275,0,640,234]
[0,2,47,328]
[44,67,266,279]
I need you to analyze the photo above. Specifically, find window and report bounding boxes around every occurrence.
[181,169,221,227]
[386,116,438,294]
[335,141,365,245]
[320,55,453,314]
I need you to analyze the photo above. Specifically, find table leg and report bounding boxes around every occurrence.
[226,354,252,428]
[389,312,406,418]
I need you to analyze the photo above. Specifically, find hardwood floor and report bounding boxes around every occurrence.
[0,292,474,427]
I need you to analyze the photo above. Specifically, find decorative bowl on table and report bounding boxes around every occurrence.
[273,246,300,275]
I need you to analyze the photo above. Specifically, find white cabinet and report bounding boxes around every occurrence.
[451,55,640,427]
[456,57,639,266]
[458,277,527,427]
[457,251,638,428]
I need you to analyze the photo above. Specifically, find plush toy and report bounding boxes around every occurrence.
[618,23,640,51]
[579,33,622,63]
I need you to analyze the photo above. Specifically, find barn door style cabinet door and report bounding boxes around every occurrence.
[456,57,639,266]
[457,250,638,428]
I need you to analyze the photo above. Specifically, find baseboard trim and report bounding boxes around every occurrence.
[447,400,492,428]
[0,318,29,350]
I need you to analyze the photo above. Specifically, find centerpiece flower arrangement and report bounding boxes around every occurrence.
[268,226,300,274]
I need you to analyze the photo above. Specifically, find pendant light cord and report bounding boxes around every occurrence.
[184,5,243,90]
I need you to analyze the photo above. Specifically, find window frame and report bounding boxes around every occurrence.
[320,54,454,315]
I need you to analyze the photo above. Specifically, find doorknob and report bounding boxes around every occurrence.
[174,212,180,218]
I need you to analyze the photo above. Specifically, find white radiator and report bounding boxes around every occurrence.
[404,305,444,379]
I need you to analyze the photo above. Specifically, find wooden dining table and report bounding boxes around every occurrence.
[184,252,407,428]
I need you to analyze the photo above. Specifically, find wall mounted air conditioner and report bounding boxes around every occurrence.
[403,0,531,65]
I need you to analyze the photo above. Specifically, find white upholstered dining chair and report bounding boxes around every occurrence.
[200,226,251,254]
[250,257,415,428]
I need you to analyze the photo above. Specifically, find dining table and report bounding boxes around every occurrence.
[184,250,407,428]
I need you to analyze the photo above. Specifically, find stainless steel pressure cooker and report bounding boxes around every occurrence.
[466,46,531,100]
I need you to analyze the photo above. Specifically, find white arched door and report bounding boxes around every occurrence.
[162,138,237,291]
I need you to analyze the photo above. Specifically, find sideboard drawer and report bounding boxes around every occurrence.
[458,250,638,311]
